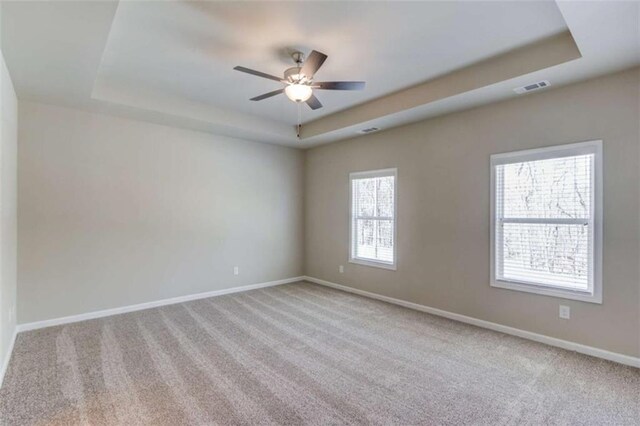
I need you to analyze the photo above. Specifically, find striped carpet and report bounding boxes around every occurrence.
[1,281,638,425]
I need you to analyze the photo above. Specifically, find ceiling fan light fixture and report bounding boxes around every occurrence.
[234,49,364,112]
[285,84,313,102]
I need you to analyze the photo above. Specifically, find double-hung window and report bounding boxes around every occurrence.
[490,141,603,303]
[349,168,397,270]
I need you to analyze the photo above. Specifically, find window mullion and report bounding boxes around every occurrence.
[355,216,393,220]
[500,217,589,225]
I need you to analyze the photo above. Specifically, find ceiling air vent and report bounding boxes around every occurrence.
[359,127,380,134]
[513,80,551,94]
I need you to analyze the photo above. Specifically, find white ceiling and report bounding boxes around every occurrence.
[2,1,639,147]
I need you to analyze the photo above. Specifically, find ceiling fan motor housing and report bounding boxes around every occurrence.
[284,67,308,84]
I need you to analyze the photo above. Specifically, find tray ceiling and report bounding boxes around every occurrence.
[2,1,639,147]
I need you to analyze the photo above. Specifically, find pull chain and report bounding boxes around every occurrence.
[297,102,302,139]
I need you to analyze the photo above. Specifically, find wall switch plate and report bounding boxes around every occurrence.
[233,266,239,276]
[339,265,344,273]
[559,305,570,320]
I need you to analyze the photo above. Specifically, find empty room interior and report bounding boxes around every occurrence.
[0,0,639,424]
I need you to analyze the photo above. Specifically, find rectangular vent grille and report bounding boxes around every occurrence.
[359,127,380,134]
[514,80,550,94]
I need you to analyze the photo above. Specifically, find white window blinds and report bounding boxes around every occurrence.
[491,141,602,303]
[350,169,396,268]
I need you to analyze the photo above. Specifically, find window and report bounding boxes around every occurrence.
[349,168,397,270]
[490,141,602,303]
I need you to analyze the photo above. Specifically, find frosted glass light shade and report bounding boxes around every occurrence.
[285,84,313,102]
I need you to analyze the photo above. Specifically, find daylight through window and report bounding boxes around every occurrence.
[350,169,397,269]
[491,141,602,303]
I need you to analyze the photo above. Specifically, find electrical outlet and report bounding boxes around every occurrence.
[339,265,344,273]
[559,305,570,320]
[233,266,239,276]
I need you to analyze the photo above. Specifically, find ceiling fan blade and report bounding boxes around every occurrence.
[301,50,328,78]
[234,66,284,82]
[250,89,284,101]
[306,94,323,110]
[315,81,366,90]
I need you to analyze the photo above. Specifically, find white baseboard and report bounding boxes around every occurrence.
[303,276,640,369]
[0,327,18,388]
[16,276,305,333]
[11,275,639,370]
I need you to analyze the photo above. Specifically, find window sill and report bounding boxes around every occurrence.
[491,279,602,304]
[349,258,397,271]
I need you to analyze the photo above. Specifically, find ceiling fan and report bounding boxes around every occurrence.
[233,50,365,111]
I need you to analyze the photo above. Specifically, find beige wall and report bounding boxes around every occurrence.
[15,68,640,358]
[305,68,640,357]
[18,101,304,323]
[0,50,17,374]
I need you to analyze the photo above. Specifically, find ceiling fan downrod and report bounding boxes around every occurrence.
[291,51,304,67]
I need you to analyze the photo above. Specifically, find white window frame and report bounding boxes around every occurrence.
[349,168,398,270]
[490,140,603,304]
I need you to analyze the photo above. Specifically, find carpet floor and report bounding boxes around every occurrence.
[1,281,638,425]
